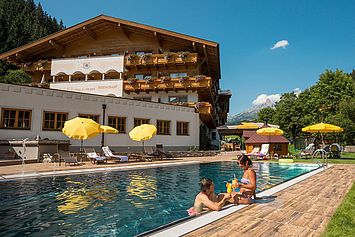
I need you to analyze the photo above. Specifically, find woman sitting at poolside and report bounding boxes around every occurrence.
[233,155,258,204]
[188,178,231,216]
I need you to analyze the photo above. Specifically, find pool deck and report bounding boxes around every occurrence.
[0,152,354,237]
[184,164,355,237]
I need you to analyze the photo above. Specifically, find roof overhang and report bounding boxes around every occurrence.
[0,15,221,79]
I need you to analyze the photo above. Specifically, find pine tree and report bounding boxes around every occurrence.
[0,0,66,78]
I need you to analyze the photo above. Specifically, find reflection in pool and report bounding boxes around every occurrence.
[0,162,319,237]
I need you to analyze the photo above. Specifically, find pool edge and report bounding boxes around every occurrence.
[146,165,331,237]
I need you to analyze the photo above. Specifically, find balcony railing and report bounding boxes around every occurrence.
[125,52,198,67]
[123,76,211,93]
[22,60,51,72]
[169,101,215,128]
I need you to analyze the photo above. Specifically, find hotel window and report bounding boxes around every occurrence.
[177,122,189,135]
[157,120,171,135]
[135,51,152,56]
[170,72,187,78]
[1,108,31,129]
[274,144,282,152]
[134,118,150,127]
[43,111,68,131]
[134,74,151,80]
[78,114,100,123]
[169,96,188,103]
[108,116,126,133]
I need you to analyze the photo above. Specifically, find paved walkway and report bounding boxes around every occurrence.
[185,164,355,237]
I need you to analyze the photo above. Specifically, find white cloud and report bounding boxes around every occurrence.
[270,40,289,50]
[252,94,281,107]
[293,88,302,96]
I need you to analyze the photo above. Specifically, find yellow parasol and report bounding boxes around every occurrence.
[301,123,343,133]
[62,117,101,140]
[99,125,119,134]
[256,127,284,136]
[236,122,259,130]
[302,123,343,166]
[129,124,157,152]
[256,127,284,156]
[62,117,118,157]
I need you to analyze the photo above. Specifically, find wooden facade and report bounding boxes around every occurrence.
[0,15,231,129]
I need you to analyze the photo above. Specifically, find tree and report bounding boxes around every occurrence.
[257,107,276,123]
[0,69,31,84]
[0,0,65,83]
[269,69,355,144]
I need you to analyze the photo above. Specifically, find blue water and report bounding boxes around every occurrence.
[0,162,318,237]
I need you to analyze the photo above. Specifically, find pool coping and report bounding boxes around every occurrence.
[146,165,331,237]
[0,160,201,181]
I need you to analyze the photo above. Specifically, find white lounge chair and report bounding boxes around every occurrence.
[300,143,315,158]
[102,146,128,162]
[258,144,270,159]
[247,147,260,159]
[86,152,107,164]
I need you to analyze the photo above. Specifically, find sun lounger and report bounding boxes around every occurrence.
[247,147,260,159]
[84,148,107,164]
[300,143,315,158]
[156,144,173,159]
[58,150,79,166]
[258,144,270,159]
[144,146,162,160]
[102,146,128,162]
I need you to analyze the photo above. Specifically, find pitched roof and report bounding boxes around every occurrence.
[0,15,221,78]
[245,134,289,144]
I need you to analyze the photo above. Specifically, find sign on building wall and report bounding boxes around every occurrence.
[51,55,124,75]
[50,80,123,97]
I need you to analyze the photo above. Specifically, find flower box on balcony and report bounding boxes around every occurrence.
[179,76,189,83]
[140,54,153,64]
[195,75,206,81]
[127,54,139,64]
[128,78,138,84]
[160,76,171,83]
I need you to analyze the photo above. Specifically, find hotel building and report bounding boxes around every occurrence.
[0,15,231,161]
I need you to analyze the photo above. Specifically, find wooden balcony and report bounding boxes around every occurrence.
[123,76,211,93]
[125,52,198,67]
[169,102,215,128]
[22,60,51,72]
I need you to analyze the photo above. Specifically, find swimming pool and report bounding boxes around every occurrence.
[0,162,319,237]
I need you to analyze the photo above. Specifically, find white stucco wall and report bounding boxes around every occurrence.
[0,83,200,151]
[50,79,123,97]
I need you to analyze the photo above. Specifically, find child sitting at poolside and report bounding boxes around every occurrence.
[187,178,231,216]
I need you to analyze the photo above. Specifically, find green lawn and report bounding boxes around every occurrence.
[321,182,355,237]
[292,154,355,164]
[287,144,355,164]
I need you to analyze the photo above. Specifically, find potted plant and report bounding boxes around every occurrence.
[195,75,206,82]
[128,78,138,84]
[141,54,152,63]
[179,76,189,83]
[177,51,189,59]
[127,54,139,62]
[160,76,171,83]
[163,52,173,61]
[145,76,155,84]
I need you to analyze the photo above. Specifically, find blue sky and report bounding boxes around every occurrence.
[35,0,355,114]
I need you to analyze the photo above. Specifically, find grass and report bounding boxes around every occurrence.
[287,144,355,164]
[291,155,355,164]
[321,182,355,237]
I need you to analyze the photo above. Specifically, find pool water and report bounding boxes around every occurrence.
[0,162,318,237]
